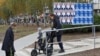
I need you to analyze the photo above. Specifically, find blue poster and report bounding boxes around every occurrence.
[53,3,93,25]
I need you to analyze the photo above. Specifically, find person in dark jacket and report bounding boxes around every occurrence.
[2,22,16,56]
[49,14,65,53]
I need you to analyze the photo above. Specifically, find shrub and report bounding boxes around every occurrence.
[62,14,100,33]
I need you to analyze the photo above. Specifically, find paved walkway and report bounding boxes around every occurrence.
[1,27,100,56]
[0,28,51,56]
[15,37,100,56]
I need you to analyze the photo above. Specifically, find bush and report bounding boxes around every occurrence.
[62,14,100,33]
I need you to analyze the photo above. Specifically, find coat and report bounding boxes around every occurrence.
[52,15,62,29]
[2,27,15,52]
[52,15,62,36]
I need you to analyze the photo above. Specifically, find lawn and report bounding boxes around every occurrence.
[0,24,49,42]
[14,25,37,40]
[0,25,8,41]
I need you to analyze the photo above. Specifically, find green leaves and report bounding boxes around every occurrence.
[0,0,92,20]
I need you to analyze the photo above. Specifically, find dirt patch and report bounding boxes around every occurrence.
[66,48,100,56]
[0,24,49,42]
[62,31,100,41]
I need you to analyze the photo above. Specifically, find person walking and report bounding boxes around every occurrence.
[2,22,16,56]
[49,14,65,53]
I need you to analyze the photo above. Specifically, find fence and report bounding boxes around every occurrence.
[43,25,100,56]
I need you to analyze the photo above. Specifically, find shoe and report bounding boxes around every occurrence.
[58,50,65,53]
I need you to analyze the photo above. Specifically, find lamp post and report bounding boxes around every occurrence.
[44,5,49,27]
[36,10,40,27]
[45,6,49,15]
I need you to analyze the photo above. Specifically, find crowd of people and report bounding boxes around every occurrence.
[8,13,50,27]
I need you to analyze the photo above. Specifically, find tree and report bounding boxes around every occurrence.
[0,5,11,21]
[0,0,90,20]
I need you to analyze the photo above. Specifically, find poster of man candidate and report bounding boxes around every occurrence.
[53,2,93,25]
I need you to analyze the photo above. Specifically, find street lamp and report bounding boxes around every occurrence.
[36,10,40,27]
[45,6,49,16]
[44,6,49,27]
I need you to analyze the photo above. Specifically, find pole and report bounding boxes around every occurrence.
[92,25,96,56]
[44,4,46,27]
[97,0,100,15]
[92,0,96,55]
[46,32,48,56]
[43,3,45,27]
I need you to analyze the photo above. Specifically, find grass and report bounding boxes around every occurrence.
[0,25,9,41]
[0,24,47,41]
[14,25,38,40]
[0,25,8,33]
[0,24,50,42]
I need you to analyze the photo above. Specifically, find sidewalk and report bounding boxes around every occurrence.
[15,37,100,56]
[1,27,100,56]
[0,28,51,56]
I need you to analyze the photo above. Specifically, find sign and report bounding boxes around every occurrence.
[53,2,93,25]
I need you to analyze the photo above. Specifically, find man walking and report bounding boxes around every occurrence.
[2,22,16,56]
[49,14,65,53]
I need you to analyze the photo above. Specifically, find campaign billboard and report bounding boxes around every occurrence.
[53,2,93,25]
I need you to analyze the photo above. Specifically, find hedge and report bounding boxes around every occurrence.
[62,14,100,33]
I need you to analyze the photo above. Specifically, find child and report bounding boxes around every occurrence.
[37,27,42,39]
[37,27,45,53]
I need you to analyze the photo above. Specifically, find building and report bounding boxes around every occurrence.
[84,0,100,13]
[93,0,100,13]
